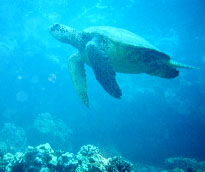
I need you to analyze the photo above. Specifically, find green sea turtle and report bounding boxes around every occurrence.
[49,24,196,107]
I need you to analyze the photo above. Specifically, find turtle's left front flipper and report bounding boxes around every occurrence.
[86,39,122,98]
[68,53,89,107]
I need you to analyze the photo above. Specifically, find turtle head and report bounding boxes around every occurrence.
[49,24,76,43]
[49,24,84,49]
[49,23,62,34]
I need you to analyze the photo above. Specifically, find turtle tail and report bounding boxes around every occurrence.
[168,60,199,69]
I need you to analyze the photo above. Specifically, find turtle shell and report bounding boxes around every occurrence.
[84,26,157,50]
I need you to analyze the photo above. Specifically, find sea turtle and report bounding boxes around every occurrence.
[49,24,195,107]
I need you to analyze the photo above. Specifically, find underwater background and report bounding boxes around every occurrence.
[0,0,204,167]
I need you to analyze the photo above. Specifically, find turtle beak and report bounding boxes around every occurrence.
[49,25,54,33]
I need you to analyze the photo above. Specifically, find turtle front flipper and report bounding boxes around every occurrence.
[86,39,122,98]
[68,53,89,107]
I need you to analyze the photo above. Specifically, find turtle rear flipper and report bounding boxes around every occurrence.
[168,60,199,69]
[68,53,89,107]
[86,40,122,98]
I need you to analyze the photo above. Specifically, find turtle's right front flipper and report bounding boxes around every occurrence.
[68,53,89,107]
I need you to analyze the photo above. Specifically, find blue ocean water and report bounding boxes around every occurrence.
[0,0,204,166]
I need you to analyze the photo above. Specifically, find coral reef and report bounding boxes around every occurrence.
[1,142,204,172]
[3,143,58,172]
[127,157,205,172]
[0,123,27,153]
[57,152,78,172]
[107,156,134,172]
[33,112,72,149]
[34,113,56,134]
[0,144,134,172]
[76,145,109,172]
[0,141,7,158]
[164,157,205,172]
[133,162,162,172]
